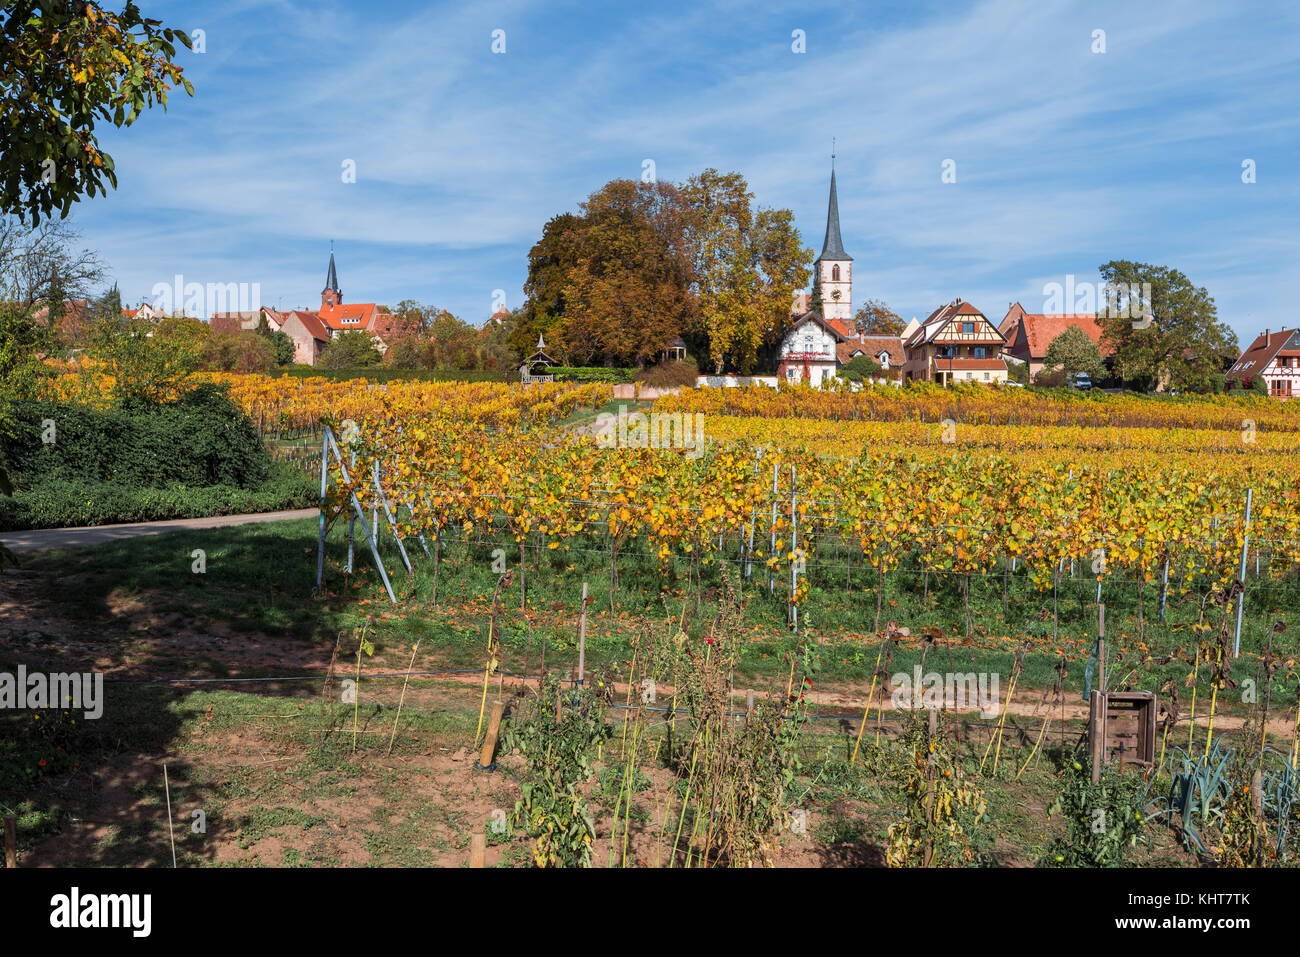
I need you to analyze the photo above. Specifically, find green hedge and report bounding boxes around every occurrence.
[5,384,269,488]
[549,366,635,384]
[0,467,317,531]
[0,385,317,531]
[270,366,510,383]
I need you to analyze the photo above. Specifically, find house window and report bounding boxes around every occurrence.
[963,322,974,334]
[983,372,990,381]
[938,346,952,358]
[974,346,986,359]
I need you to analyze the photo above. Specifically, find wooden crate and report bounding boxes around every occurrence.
[1089,691,1157,772]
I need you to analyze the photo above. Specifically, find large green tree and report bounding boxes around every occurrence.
[1042,326,1106,382]
[681,169,811,374]
[518,170,809,372]
[87,309,198,404]
[320,329,383,369]
[1,1,194,224]
[1096,261,1236,392]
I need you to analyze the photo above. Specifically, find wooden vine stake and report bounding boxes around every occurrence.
[476,699,507,772]
[1089,605,1107,784]
[4,815,15,868]
[475,571,509,749]
[851,636,888,765]
[577,581,588,688]
[469,832,486,868]
[1089,691,1104,784]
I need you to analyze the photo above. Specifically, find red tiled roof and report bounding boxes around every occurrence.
[837,335,905,367]
[369,314,416,343]
[1228,328,1300,380]
[317,302,379,330]
[32,299,91,325]
[835,341,862,365]
[285,310,331,342]
[1010,313,1111,359]
[826,317,855,338]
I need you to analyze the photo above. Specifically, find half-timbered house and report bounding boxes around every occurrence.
[901,299,1008,385]
[1227,328,1300,399]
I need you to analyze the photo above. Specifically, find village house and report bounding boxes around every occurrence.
[901,299,1008,385]
[221,251,401,365]
[837,332,906,375]
[1227,327,1300,398]
[777,311,845,386]
[130,302,169,322]
[997,302,1113,380]
[279,310,331,365]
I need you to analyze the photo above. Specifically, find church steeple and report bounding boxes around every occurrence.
[813,155,852,322]
[817,162,851,263]
[322,247,342,308]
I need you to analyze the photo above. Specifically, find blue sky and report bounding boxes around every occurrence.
[73,0,1300,345]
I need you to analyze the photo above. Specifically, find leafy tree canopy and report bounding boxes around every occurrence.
[1,1,194,224]
[1097,260,1236,393]
[853,298,905,335]
[1042,326,1106,382]
[838,354,882,383]
[87,310,197,405]
[320,329,383,369]
[517,171,810,374]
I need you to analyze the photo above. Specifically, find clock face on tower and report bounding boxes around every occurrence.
[830,290,842,301]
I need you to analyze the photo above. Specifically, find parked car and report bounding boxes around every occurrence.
[1071,372,1093,390]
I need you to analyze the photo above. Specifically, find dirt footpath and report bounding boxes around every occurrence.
[0,509,317,554]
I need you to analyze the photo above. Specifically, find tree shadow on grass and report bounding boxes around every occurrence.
[0,518,381,866]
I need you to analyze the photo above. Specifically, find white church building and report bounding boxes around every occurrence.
[777,162,862,387]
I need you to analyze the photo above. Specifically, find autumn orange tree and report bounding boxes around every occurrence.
[558,179,695,368]
[1,1,194,224]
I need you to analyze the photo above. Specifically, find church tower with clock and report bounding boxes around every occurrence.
[814,158,852,323]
